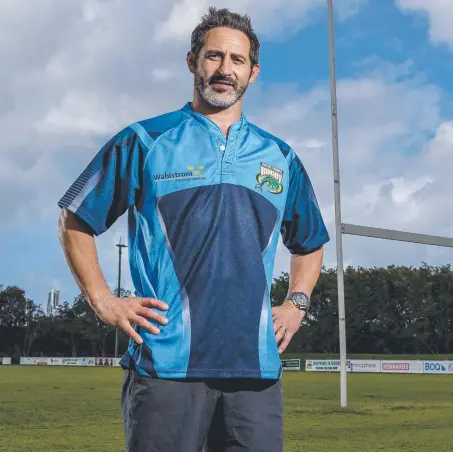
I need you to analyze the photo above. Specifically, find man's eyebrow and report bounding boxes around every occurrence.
[231,52,247,61]
[205,49,247,61]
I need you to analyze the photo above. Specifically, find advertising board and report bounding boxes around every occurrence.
[303,358,453,375]
[80,357,95,366]
[20,357,95,366]
[62,357,80,366]
[281,359,300,371]
[95,357,118,367]
[423,361,453,374]
[61,357,95,366]
[305,359,340,372]
[306,359,380,373]
[49,358,63,365]
[380,360,423,374]
[20,357,50,365]
[0,357,11,365]
[347,360,380,373]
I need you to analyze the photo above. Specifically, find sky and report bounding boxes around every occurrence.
[0,0,452,309]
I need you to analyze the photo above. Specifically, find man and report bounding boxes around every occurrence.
[58,7,329,452]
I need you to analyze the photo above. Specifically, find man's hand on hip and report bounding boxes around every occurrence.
[272,300,305,354]
[94,295,169,345]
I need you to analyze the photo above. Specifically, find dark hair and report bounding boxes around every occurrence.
[191,7,260,66]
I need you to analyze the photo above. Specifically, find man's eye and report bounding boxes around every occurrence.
[207,54,221,59]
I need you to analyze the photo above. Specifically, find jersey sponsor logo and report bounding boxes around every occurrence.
[153,164,206,182]
[255,163,283,194]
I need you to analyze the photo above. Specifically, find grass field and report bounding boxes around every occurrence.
[0,366,452,451]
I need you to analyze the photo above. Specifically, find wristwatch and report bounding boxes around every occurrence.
[286,292,311,312]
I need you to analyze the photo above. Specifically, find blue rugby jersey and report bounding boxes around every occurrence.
[58,102,330,379]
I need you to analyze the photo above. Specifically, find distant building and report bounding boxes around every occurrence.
[47,289,60,316]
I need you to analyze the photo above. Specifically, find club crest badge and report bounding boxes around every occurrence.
[255,162,283,194]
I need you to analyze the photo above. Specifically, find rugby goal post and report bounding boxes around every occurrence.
[327,0,453,408]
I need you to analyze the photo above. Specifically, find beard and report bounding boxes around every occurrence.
[194,69,249,109]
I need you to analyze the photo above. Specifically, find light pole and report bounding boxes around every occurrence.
[115,237,127,358]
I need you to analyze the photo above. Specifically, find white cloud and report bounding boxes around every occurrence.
[390,176,433,205]
[152,68,179,81]
[289,138,328,150]
[397,0,453,48]
[335,0,369,20]
[267,68,451,274]
[154,0,368,42]
[35,91,119,135]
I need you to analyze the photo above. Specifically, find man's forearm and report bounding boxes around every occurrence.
[58,208,112,309]
[272,247,324,352]
[287,247,323,297]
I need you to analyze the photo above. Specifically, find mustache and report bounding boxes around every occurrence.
[209,75,236,86]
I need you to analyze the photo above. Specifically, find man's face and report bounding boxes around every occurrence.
[190,27,259,109]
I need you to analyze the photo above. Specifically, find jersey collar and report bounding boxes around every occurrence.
[181,102,247,140]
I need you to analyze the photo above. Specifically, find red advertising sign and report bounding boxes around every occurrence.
[381,360,422,373]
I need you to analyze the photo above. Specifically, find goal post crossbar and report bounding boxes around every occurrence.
[342,223,453,249]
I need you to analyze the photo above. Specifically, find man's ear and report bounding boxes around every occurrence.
[248,64,260,84]
[187,51,196,74]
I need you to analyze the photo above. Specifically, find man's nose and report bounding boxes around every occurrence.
[218,56,233,76]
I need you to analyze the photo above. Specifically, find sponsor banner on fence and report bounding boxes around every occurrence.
[0,357,11,365]
[82,357,96,366]
[380,360,423,374]
[62,357,95,366]
[20,357,33,365]
[94,357,121,367]
[305,359,340,372]
[423,361,453,374]
[49,358,63,366]
[281,359,300,371]
[303,359,453,375]
[62,357,80,366]
[347,360,381,373]
[306,359,380,373]
[20,357,51,366]
[20,357,95,366]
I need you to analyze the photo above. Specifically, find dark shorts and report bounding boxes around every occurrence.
[120,369,283,452]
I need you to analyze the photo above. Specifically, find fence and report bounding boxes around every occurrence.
[8,357,453,374]
[305,359,453,374]
[18,357,121,367]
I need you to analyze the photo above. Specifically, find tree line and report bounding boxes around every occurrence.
[1,264,452,362]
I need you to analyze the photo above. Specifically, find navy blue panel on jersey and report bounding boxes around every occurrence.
[120,342,158,378]
[156,184,279,377]
[281,152,329,254]
[138,343,158,378]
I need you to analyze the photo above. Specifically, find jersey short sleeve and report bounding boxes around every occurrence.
[57,126,148,235]
[280,150,330,254]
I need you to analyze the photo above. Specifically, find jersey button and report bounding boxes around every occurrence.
[219,145,226,151]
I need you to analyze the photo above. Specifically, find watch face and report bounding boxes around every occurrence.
[289,292,310,309]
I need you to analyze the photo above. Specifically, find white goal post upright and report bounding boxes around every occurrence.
[326,0,453,408]
[327,0,348,409]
